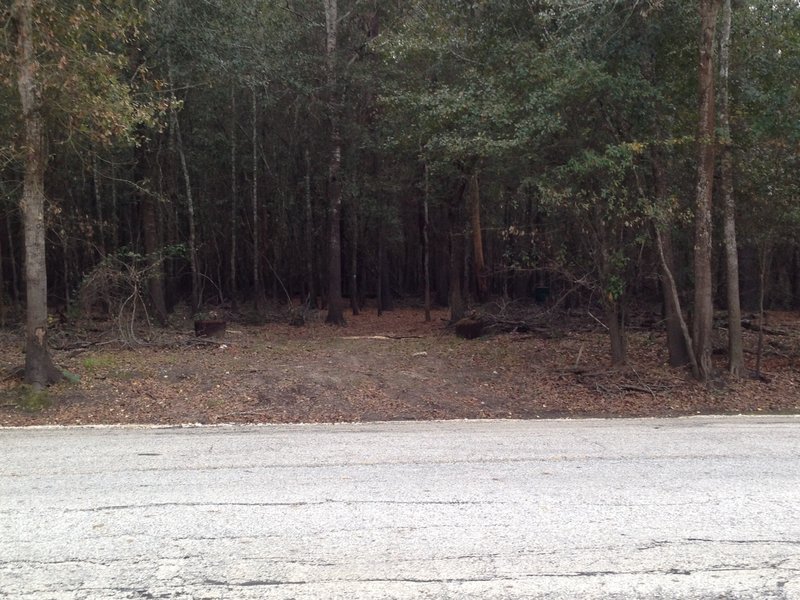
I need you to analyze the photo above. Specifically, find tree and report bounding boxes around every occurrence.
[693,0,723,381]
[323,0,346,325]
[5,0,160,385]
[718,0,744,376]
[11,0,62,387]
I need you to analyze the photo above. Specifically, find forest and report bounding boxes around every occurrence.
[1,0,799,389]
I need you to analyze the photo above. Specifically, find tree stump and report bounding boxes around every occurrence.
[455,317,483,340]
[194,320,227,338]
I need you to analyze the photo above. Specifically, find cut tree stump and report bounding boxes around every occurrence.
[455,318,483,339]
[194,320,227,338]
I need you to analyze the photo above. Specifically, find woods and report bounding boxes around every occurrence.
[1,0,799,386]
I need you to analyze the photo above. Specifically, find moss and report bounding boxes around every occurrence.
[14,385,52,412]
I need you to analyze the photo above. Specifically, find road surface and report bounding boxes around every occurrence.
[1,417,799,599]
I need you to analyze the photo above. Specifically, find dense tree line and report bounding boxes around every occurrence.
[1,0,799,385]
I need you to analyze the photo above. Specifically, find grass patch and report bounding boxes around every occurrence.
[82,354,118,373]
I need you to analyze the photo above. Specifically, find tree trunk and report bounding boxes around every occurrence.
[142,191,168,325]
[7,212,20,307]
[718,0,744,377]
[448,182,467,323]
[12,0,63,387]
[423,162,431,322]
[468,172,488,303]
[110,160,119,252]
[653,227,700,378]
[172,108,200,315]
[323,0,345,325]
[304,148,315,304]
[692,0,722,381]
[448,226,465,323]
[92,152,106,257]
[229,88,238,304]
[651,150,691,368]
[606,301,627,367]
[0,211,5,327]
[251,88,265,310]
[755,245,771,378]
[377,219,383,317]
[349,208,359,315]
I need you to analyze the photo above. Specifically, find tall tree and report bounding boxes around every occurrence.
[4,0,160,383]
[324,0,345,325]
[11,0,63,386]
[718,0,744,376]
[693,0,723,381]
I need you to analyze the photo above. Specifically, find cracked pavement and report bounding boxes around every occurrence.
[1,416,799,599]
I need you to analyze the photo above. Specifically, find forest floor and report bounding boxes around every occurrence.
[2,305,800,426]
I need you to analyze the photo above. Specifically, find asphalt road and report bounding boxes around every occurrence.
[1,417,799,599]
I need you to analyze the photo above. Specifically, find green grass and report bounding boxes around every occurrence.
[82,355,117,373]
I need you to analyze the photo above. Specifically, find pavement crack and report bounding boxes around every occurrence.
[63,498,500,512]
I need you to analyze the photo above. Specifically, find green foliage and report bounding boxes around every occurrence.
[0,0,167,151]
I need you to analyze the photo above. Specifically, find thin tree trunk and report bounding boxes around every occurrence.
[606,301,627,366]
[448,182,467,322]
[651,151,691,367]
[12,0,63,387]
[654,226,700,378]
[423,162,431,322]
[304,148,315,304]
[468,172,488,303]
[755,245,771,378]
[229,88,238,304]
[349,208,359,315]
[92,152,106,257]
[110,160,118,251]
[718,0,744,377]
[142,191,168,325]
[61,233,69,311]
[323,0,345,325]
[7,210,20,306]
[377,218,383,317]
[171,108,200,314]
[251,87,264,310]
[0,211,5,327]
[693,0,722,381]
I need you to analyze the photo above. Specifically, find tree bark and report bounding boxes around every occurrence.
[692,0,722,381]
[718,0,744,377]
[12,0,63,387]
[323,0,345,325]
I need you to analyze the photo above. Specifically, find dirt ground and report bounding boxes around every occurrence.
[2,306,800,426]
